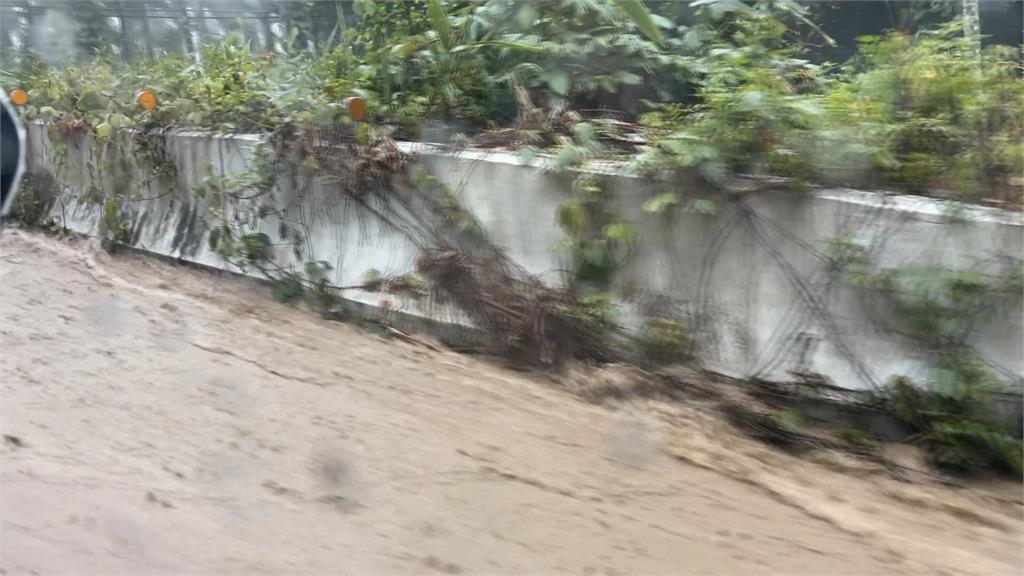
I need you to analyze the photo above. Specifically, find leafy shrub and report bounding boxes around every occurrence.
[182,35,278,131]
[2,3,1018,205]
[636,317,689,364]
[9,171,59,227]
[822,23,1023,199]
[632,8,824,186]
[881,372,1022,475]
[272,274,306,304]
[554,176,635,290]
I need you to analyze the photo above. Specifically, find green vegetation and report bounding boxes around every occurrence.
[823,22,1023,199]
[636,317,689,364]
[828,237,1023,475]
[2,1,1019,202]
[555,176,634,290]
[4,0,1019,474]
[880,373,1022,475]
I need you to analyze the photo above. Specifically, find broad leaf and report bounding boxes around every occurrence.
[427,0,451,50]
[643,192,680,214]
[547,70,571,96]
[557,200,588,235]
[603,222,636,243]
[613,0,664,45]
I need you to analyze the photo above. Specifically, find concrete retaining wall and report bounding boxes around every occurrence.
[22,124,1024,394]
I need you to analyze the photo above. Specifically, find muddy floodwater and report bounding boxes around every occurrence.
[1,229,1021,574]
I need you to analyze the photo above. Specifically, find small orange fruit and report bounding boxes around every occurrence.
[9,89,28,106]
[344,96,367,121]
[136,89,158,110]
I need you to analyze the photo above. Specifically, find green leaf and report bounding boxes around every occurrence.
[304,260,333,282]
[550,144,587,171]
[515,4,538,28]
[426,0,451,50]
[582,239,612,267]
[572,122,595,144]
[603,222,635,243]
[77,90,107,112]
[108,113,130,130]
[94,122,112,140]
[788,98,823,116]
[699,161,728,186]
[272,275,305,304]
[557,200,588,235]
[613,0,664,45]
[663,138,692,156]
[773,0,836,47]
[617,71,643,86]
[353,0,375,18]
[643,192,680,214]
[241,232,272,263]
[208,227,221,250]
[552,237,576,254]
[688,199,718,215]
[517,147,536,166]
[739,90,764,111]
[682,26,712,51]
[458,40,543,54]
[546,70,571,96]
[650,14,673,29]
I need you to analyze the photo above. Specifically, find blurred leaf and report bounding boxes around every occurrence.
[517,147,536,166]
[94,122,112,139]
[557,200,588,235]
[241,232,272,263]
[515,4,538,28]
[739,90,764,111]
[546,70,571,96]
[550,144,587,171]
[613,0,664,45]
[582,239,611,267]
[426,0,451,49]
[108,113,130,130]
[688,198,718,215]
[208,227,221,250]
[572,122,595,144]
[272,275,305,304]
[603,221,635,243]
[617,71,643,85]
[643,192,680,214]
[304,260,333,282]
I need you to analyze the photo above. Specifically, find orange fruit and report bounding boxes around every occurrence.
[9,89,28,106]
[345,96,367,121]
[136,90,158,110]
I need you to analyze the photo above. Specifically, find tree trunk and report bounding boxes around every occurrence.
[261,0,276,52]
[139,2,154,59]
[114,0,133,61]
[19,0,34,51]
[193,0,208,45]
[179,3,198,63]
[962,0,981,61]
[0,13,13,61]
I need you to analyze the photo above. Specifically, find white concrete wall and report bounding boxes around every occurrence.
[24,125,1024,391]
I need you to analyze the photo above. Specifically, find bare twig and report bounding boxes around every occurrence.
[384,325,442,353]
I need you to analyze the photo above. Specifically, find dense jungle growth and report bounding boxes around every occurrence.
[1,0,1021,203]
